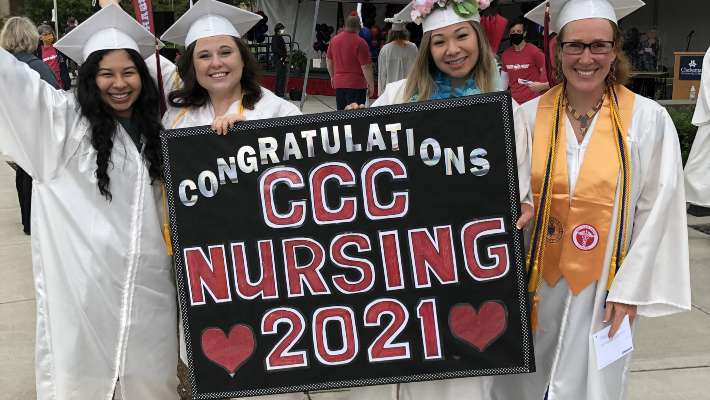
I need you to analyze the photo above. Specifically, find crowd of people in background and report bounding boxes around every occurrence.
[0,0,692,244]
[0,0,703,399]
[313,1,671,106]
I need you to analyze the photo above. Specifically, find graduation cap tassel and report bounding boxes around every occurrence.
[543,1,554,85]
[155,44,166,117]
[127,0,166,115]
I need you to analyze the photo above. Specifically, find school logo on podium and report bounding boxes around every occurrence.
[680,56,703,80]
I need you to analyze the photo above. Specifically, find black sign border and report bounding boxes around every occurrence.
[161,92,533,399]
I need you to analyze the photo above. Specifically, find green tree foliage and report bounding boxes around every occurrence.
[21,0,93,31]
[667,106,699,165]
[20,0,257,34]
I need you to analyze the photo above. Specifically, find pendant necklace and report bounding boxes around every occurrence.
[565,96,604,136]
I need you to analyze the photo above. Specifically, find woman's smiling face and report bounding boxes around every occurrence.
[95,49,142,118]
[559,18,617,95]
[429,21,479,79]
[192,35,244,97]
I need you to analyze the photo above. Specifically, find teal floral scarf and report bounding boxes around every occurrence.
[431,70,482,99]
[410,67,502,102]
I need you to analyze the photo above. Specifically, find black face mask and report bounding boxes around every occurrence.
[510,33,524,45]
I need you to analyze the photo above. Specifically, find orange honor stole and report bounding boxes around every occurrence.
[529,84,635,295]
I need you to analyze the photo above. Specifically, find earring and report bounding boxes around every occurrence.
[606,62,617,86]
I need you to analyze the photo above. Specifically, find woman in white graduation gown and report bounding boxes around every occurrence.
[159,0,300,133]
[158,2,303,399]
[0,5,178,399]
[684,46,710,208]
[485,1,691,399]
[339,1,532,399]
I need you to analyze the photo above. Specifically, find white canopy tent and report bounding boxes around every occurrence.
[257,0,412,109]
[257,0,411,52]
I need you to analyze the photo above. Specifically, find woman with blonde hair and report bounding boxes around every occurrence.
[372,0,531,232]
[485,0,690,399]
[339,1,532,399]
[1,16,60,236]
[374,2,503,104]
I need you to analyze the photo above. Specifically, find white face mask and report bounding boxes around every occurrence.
[278,29,286,35]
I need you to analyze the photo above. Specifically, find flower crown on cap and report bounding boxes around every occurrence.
[411,0,491,25]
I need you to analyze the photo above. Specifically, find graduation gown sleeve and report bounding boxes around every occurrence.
[691,46,710,127]
[0,48,82,181]
[512,99,533,206]
[684,47,710,206]
[606,97,692,317]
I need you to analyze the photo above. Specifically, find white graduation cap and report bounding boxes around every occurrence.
[54,4,161,64]
[384,16,406,32]
[160,0,263,47]
[525,0,645,33]
[397,0,487,34]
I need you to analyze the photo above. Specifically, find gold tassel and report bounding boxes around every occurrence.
[161,184,174,256]
[162,223,173,256]
[530,293,541,331]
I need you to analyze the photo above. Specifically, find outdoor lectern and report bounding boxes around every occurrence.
[672,51,705,100]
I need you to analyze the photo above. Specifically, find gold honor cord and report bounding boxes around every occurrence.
[526,88,564,330]
[606,86,632,291]
[162,184,173,256]
[527,85,632,330]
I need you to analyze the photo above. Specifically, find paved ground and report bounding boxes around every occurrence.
[1,95,709,399]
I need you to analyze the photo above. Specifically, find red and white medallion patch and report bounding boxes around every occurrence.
[572,224,599,251]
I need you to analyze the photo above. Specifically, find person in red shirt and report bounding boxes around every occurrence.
[36,24,71,90]
[480,0,508,54]
[501,19,549,104]
[327,15,375,110]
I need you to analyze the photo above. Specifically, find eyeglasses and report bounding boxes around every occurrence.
[560,41,614,55]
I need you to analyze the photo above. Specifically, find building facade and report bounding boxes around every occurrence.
[0,0,23,19]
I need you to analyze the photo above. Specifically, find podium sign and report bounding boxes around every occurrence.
[673,51,705,99]
[679,55,704,80]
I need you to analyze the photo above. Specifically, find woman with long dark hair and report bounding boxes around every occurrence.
[0,5,178,399]
[160,0,300,134]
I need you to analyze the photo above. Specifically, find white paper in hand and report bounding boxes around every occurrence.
[592,315,634,370]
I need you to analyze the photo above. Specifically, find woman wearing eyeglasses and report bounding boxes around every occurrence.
[483,1,690,399]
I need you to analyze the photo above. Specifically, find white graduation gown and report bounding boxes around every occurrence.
[684,46,710,207]
[0,48,178,399]
[316,78,533,400]
[148,53,301,131]
[162,79,303,400]
[163,86,301,129]
[484,93,692,400]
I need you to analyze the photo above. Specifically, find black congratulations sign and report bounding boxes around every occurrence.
[161,92,534,399]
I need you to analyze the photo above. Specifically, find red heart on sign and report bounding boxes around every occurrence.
[201,324,256,377]
[448,301,508,352]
